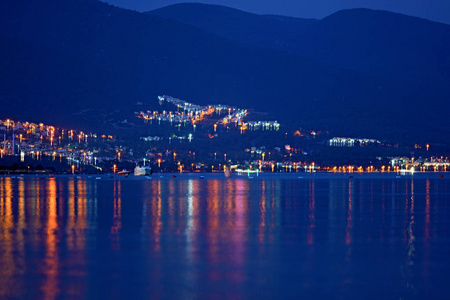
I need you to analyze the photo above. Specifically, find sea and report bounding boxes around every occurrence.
[0,173,449,299]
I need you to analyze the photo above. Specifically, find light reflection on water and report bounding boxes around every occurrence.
[0,175,449,299]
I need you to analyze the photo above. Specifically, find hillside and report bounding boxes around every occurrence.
[0,0,449,143]
[150,4,450,81]
[147,3,318,53]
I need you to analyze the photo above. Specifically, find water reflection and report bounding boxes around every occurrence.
[0,176,448,299]
[307,180,315,246]
[111,180,121,249]
[258,180,266,244]
[41,178,59,299]
[207,179,220,281]
[0,177,15,297]
[0,177,93,299]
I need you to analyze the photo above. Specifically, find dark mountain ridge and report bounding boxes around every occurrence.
[150,3,450,81]
[147,3,318,54]
[0,0,449,143]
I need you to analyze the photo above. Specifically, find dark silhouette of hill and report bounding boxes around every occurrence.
[299,9,450,81]
[150,4,450,81]
[148,3,318,55]
[0,0,449,143]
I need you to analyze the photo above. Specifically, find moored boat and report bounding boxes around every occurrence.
[117,170,130,176]
[134,165,152,176]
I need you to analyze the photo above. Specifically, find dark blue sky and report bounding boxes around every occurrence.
[103,0,450,24]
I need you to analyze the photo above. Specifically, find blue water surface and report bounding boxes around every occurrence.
[0,173,449,299]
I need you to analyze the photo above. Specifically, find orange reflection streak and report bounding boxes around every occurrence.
[208,180,219,251]
[225,180,234,219]
[142,181,158,253]
[167,181,174,229]
[175,180,184,236]
[111,180,122,249]
[35,179,41,229]
[0,178,16,298]
[258,181,266,244]
[307,180,315,246]
[58,181,65,217]
[207,180,220,281]
[424,179,431,283]
[269,181,276,243]
[41,178,60,300]
[0,178,4,217]
[67,178,75,250]
[229,179,248,282]
[17,178,26,269]
[346,181,353,246]
[152,180,162,252]
[425,179,430,241]
[77,180,87,224]
[76,179,87,251]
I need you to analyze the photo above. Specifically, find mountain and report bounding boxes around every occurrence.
[149,4,450,81]
[147,3,318,55]
[298,9,450,81]
[0,0,449,143]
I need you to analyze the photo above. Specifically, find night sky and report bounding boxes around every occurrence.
[103,0,450,24]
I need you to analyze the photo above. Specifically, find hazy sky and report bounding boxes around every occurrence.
[103,0,450,24]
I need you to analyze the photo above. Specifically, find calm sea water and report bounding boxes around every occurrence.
[0,173,449,299]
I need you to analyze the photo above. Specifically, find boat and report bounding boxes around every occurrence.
[117,170,130,176]
[134,162,152,176]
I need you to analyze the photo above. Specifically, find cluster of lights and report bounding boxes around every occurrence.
[138,95,283,135]
[329,137,380,147]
